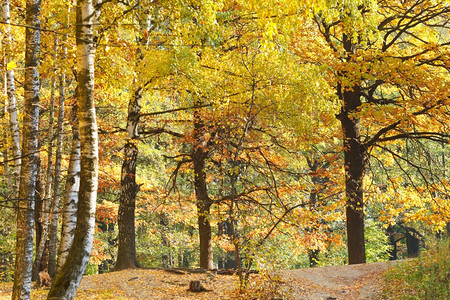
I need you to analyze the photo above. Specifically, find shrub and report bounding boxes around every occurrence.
[382,238,449,299]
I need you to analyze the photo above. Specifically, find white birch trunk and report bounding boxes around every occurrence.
[32,36,59,280]
[56,102,80,274]
[1,15,13,194]
[48,41,67,277]
[11,0,41,298]
[1,0,21,199]
[55,7,79,274]
[47,0,98,298]
[31,71,56,281]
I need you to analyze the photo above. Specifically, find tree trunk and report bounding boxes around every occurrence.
[47,0,98,298]
[55,4,77,276]
[32,162,46,281]
[406,228,420,258]
[218,221,237,269]
[337,34,366,265]
[48,44,66,277]
[56,100,80,273]
[33,40,58,280]
[32,153,51,280]
[11,0,41,297]
[387,225,398,261]
[305,157,329,267]
[193,106,213,270]
[113,74,142,272]
[1,3,12,194]
[114,10,151,271]
[1,0,21,200]
[160,213,173,268]
[114,139,140,270]
[340,85,366,264]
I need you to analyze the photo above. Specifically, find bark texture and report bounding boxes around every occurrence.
[56,102,80,275]
[47,0,98,298]
[48,47,66,278]
[1,0,21,199]
[11,0,41,298]
[337,34,366,265]
[193,106,213,270]
[114,85,143,271]
[114,11,151,271]
[32,163,46,281]
[55,5,76,275]
[33,38,60,281]
[32,69,56,282]
[114,139,140,270]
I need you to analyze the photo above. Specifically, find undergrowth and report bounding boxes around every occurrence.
[234,271,293,300]
[382,238,449,299]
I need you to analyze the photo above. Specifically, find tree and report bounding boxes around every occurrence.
[56,100,80,273]
[310,0,449,264]
[55,2,79,275]
[1,0,21,200]
[11,0,41,298]
[47,0,99,297]
[32,36,58,282]
[192,103,214,269]
[114,3,152,271]
[48,36,66,278]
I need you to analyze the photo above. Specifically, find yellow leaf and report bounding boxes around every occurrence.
[7,61,17,70]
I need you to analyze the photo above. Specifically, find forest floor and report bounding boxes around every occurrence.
[0,260,401,299]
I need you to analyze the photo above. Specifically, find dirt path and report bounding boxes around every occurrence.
[282,261,396,299]
[0,261,399,299]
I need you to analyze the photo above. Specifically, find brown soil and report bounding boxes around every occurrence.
[0,261,399,299]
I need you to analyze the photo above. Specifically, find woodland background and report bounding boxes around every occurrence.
[0,0,449,299]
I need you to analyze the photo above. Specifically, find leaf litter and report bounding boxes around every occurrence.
[0,261,401,299]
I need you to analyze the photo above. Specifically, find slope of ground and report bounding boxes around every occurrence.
[282,261,398,299]
[0,261,399,299]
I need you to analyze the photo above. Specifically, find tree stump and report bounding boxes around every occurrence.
[188,280,209,292]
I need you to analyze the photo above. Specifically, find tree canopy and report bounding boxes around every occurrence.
[0,0,448,298]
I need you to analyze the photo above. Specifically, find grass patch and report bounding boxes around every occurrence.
[382,238,449,299]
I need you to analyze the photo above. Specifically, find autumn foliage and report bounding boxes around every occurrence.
[0,0,448,297]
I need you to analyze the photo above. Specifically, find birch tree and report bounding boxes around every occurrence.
[47,0,98,297]
[48,39,66,278]
[1,0,21,200]
[56,101,80,274]
[55,11,77,273]
[31,37,59,281]
[11,0,41,298]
